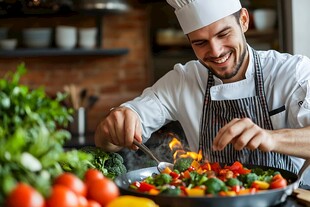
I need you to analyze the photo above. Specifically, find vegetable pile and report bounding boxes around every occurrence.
[0,64,94,205]
[0,65,129,206]
[6,168,120,207]
[129,159,288,197]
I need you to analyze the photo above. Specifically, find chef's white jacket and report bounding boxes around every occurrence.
[122,45,310,182]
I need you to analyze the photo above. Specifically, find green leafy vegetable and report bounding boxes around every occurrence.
[0,64,93,204]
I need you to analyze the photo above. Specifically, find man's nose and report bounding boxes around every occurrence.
[208,39,222,57]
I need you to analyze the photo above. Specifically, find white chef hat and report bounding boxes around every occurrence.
[167,0,242,34]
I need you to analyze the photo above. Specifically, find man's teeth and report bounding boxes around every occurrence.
[214,53,230,64]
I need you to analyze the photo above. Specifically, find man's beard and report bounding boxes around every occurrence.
[200,44,247,80]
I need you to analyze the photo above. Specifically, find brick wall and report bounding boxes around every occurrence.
[0,2,152,133]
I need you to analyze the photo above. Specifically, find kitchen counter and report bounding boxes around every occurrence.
[281,196,308,207]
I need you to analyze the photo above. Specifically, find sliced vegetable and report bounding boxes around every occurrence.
[106,195,159,207]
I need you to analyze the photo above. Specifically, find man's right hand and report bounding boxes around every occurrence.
[94,107,143,152]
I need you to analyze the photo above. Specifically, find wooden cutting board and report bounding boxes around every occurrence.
[293,188,310,207]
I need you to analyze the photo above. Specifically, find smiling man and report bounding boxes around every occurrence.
[95,0,310,184]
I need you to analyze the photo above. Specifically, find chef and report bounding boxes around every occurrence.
[95,0,310,184]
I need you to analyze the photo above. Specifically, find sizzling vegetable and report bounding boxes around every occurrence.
[129,160,288,197]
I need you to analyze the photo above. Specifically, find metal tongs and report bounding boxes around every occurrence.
[133,140,174,172]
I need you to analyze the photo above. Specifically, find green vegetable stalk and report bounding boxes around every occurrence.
[0,64,93,204]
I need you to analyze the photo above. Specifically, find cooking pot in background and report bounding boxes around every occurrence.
[75,0,129,12]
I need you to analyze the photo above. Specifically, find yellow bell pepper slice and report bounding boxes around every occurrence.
[106,195,159,207]
[161,166,172,174]
[252,180,270,190]
[185,188,205,196]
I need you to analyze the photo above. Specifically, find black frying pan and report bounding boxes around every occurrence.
[114,165,300,207]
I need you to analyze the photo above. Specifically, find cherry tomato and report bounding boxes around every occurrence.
[54,172,87,197]
[46,185,79,207]
[6,183,45,207]
[84,168,105,186]
[87,200,101,207]
[270,177,287,189]
[77,195,88,207]
[87,177,119,206]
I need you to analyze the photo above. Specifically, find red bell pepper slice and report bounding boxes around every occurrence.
[210,162,221,173]
[170,171,180,179]
[228,161,251,175]
[132,181,157,192]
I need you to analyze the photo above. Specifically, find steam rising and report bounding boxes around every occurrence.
[120,122,188,171]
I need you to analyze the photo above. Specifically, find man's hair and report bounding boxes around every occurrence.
[232,9,242,25]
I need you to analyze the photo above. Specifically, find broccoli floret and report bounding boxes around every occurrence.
[80,146,127,179]
[159,186,182,196]
[205,177,226,194]
[153,173,172,186]
[226,178,242,187]
[188,171,208,187]
[173,157,193,172]
[105,157,127,179]
[238,173,258,187]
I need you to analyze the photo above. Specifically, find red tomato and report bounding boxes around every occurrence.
[270,177,287,189]
[87,177,119,206]
[6,183,45,207]
[87,200,101,207]
[54,172,87,197]
[84,168,105,186]
[46,185,79,207]
[77,195,88,207]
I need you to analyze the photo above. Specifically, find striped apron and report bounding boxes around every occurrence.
[199,48,297,173]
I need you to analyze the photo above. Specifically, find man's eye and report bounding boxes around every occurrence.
[192,41,205,46]
[218,33,229,38]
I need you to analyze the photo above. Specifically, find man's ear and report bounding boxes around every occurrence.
[240,8,250,33]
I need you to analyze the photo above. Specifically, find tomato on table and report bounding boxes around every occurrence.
[54,172,87,197]
[46,185,79,207]
[87,200,101,207]
[6,183,45,207]
[87,177,119,206]
[84,168,105,186]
